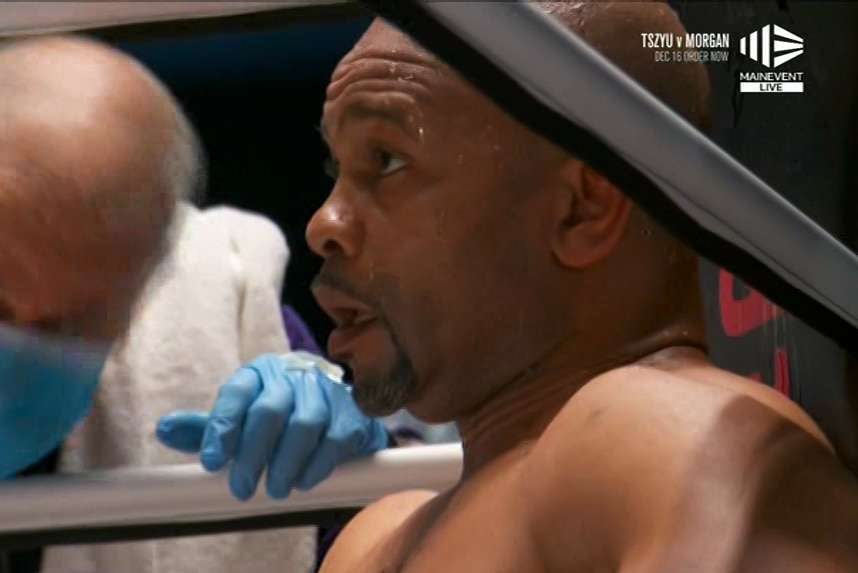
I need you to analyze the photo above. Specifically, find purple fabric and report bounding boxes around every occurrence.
[281,305,323,355]
[316,526,344,570]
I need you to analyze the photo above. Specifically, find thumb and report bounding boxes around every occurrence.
[156,411,210,453]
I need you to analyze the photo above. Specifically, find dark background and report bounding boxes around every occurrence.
[119,15,373,348]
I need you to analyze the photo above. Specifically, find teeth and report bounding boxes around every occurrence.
[337,311,374,329]
[353,315,374,327]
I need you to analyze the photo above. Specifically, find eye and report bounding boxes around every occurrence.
[374,149,408,176]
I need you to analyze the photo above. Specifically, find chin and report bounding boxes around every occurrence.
[399,403,453,426]
[349,389,400,418]
[384,384,458,425]
[349,365,419,419]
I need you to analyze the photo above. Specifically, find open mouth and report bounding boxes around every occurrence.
[339,310,376,329]
[328,316,378,359]
[312,282,380,357]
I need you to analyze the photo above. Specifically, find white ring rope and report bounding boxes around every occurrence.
[0,444,461,533]
[0,1,346,37]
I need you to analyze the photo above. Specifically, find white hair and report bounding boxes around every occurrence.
[165,109,207,205]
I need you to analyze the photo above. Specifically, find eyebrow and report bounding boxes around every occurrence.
[319,103,414,142]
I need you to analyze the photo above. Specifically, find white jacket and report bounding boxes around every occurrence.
[42,204,315,573]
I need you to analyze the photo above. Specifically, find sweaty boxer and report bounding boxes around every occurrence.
[0,36,200,474]
[308,1,858,571]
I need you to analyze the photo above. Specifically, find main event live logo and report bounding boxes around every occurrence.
[737,24,805,93]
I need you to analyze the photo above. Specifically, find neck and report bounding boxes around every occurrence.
[454,324,707,480]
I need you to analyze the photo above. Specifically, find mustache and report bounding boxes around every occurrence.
[311,269,379,312]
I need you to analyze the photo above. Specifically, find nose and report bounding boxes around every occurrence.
[306,191,364,261]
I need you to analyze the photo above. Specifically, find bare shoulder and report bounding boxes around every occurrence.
[523,364,858,572]
[533,362,833,474]
[319,489,438,573]
[556,362,828,447]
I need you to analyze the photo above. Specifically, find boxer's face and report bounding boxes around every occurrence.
[308,21,574,421]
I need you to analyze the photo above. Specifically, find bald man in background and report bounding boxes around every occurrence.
[0,35,200,477]
[0,35,196,337]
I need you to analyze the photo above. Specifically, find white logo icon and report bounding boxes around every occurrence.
[739,24,803,68]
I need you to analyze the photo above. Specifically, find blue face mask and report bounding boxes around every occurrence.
[0,324,110,478]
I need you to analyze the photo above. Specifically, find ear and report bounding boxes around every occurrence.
[550,161,631,269]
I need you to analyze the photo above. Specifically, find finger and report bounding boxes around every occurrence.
[293,386,368,491]
[199,368,262,472]
[229,375,295,501]
[155,411,209,453]
[265,375,329,499]
[293,438,353,491]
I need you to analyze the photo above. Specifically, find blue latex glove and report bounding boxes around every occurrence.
[156,351,390,501]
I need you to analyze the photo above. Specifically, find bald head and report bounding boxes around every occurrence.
[0,35,202,217]
[0,36,203,339]
[538,0,711,130]
[353,0,710,131]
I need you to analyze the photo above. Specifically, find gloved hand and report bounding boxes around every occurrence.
[156,351,391,501]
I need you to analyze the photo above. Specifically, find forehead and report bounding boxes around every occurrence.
[320,19,558,178]
[349,19,429,58]
[322,20,489,133]
[333,19,441,83]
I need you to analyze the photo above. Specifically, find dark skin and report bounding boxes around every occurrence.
[309,3,858,571]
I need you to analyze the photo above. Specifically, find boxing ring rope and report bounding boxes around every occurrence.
[0,1,350,37]
[0,445,461,548]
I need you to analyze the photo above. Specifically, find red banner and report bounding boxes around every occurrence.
[717,269,790,396]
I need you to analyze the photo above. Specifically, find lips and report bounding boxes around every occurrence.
[312,283,378,358]
[327,318,378,359]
